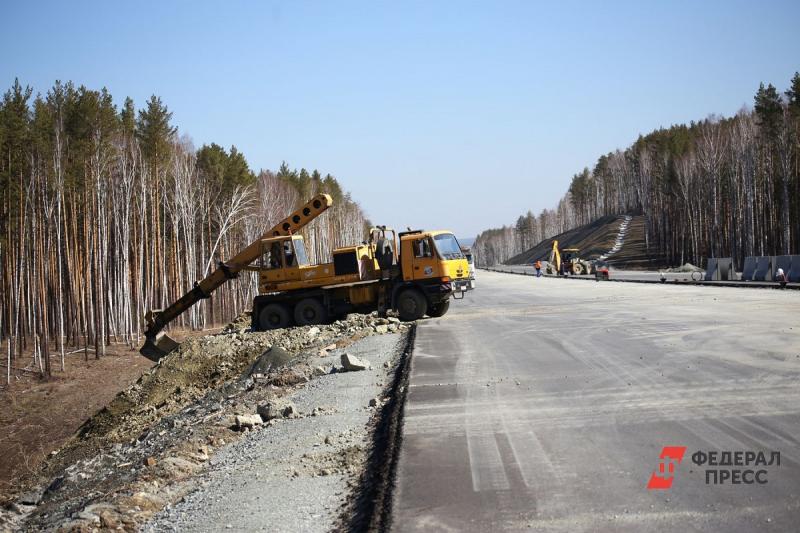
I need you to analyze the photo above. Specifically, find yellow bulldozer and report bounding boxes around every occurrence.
[141,194,474,360]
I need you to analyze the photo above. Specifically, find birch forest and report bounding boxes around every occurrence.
[0,79,368,378]
[475,72,800,267]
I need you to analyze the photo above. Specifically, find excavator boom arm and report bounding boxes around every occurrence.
[140,193,333,360]
[548,240,561,272]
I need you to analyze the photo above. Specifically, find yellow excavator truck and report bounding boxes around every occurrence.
[545,240,594,275]
[140,193,474,361]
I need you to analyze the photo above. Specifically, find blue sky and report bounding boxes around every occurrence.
[2,1,799,238]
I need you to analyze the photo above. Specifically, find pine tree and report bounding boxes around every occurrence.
[136,95,176,174]
[224,146,255,194]
[754,83,783,138]
[197,143,229,197]
[120,97,136,138]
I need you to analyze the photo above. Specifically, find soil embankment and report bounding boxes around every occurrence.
[506,215,666,269]
[0,312,410,532]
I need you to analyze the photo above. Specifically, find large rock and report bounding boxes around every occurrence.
[318,343,337,357]
[234,414,263,429]
[97,508,123,529]
[17,487,44,506]
[121,491,165,513]
[249,346,293,376]
[341,353,371,371]
[257,400,296,421]
[159,456,199,479]
[77,503,119,526]
[374,325,389,334]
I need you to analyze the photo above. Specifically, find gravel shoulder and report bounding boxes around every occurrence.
[144,333,403,532]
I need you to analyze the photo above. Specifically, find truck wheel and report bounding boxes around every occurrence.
[294,298,327,326]
[397,289,427,321]
[427,300,450,317]
[259,303,292,330]
[573,263,584,275]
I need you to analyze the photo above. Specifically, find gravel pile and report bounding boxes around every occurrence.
[144,333,403,533]
[666,262,704,273]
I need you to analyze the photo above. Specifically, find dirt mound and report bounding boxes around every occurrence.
[667,263,704,273]
[48,312,399,473]
[1,311,409,532]
[505,214,667,269]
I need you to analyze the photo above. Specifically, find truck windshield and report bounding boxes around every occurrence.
[433,234,464,260]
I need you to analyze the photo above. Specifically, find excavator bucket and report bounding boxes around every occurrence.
[140,332,180,362]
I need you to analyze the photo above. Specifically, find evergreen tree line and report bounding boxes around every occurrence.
[0,79,368,377]
[474,72,800,267]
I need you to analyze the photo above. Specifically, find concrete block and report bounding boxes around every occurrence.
[753,256,773,281]
[788,255,800,282]
[717,257,734,281]
[704,258,718,281]
[742,256,757,281]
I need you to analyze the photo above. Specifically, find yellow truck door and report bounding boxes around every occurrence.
[410,236,439,280]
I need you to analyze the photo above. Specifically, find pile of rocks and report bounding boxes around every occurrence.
[666,262,704,273]
[2,310,408,532]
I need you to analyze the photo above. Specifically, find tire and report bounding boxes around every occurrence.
[573,263,584,275]
[427,300,450,318]
[294,297,328,326]
[258,303,292,330]
[397,289,427,321]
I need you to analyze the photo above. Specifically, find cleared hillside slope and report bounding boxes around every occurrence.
[506,215,667,269]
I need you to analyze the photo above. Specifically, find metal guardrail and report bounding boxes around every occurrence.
[480,266,799,291]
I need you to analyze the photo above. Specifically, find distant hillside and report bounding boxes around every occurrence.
[474,71,800,269]
[506,215,666,269]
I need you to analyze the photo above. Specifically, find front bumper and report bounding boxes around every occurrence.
[418,278,474,306]
[451,278,474,293]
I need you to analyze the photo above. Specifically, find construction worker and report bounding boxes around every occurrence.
[776,267,787,287]
[534,260,542,277]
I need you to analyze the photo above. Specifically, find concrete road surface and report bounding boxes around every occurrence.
[393,271,800,532]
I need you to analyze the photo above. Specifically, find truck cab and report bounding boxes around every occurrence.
[393,230,473,319]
